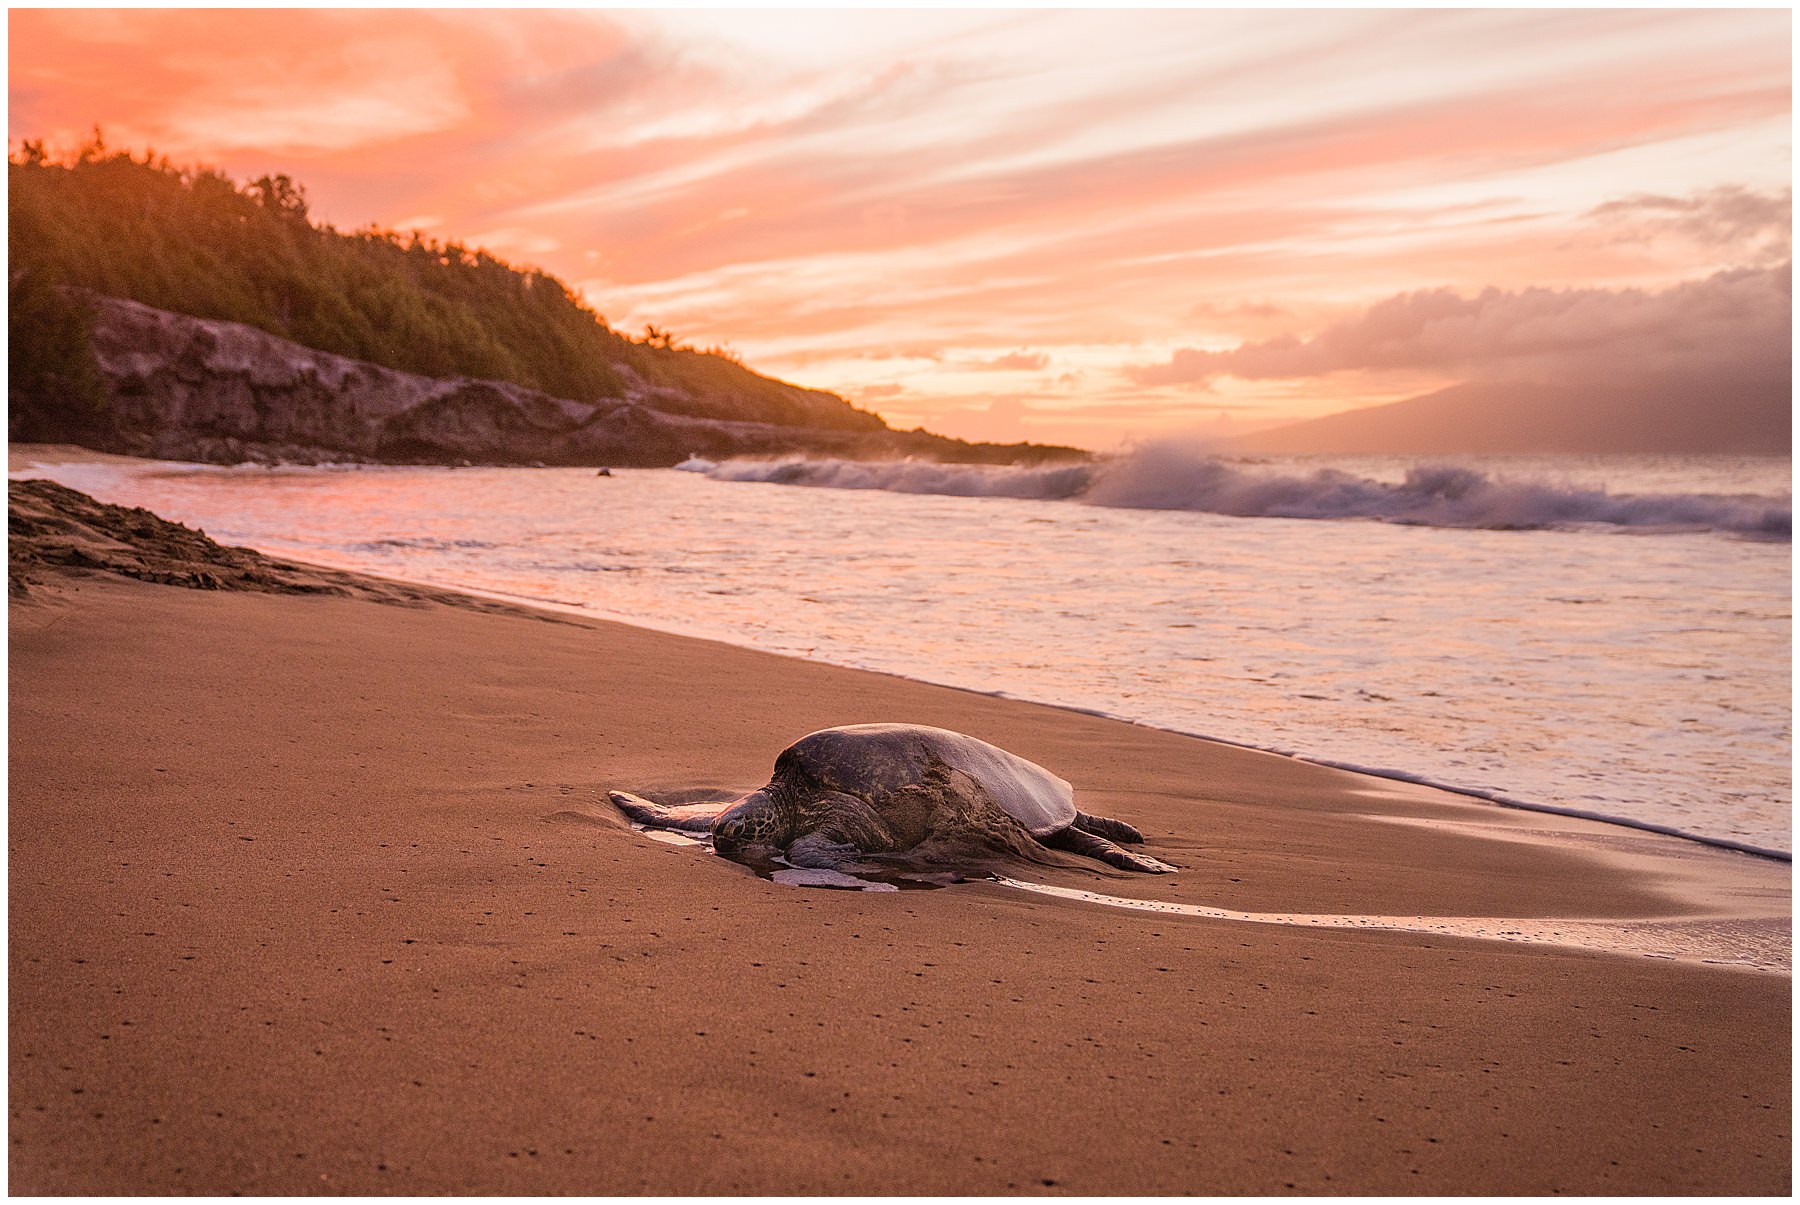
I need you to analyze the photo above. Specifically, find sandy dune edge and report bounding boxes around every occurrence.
[8,479,1790,1194]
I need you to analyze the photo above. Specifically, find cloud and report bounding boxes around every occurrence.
[161,48,468,154]
[1586,185,1791,263]
[9,12,475,157]
[968,350,1049,371]
[467,227,562,258]
[1190,300,1289,320]
[1128,264,1791,389]
[855,383,907,399]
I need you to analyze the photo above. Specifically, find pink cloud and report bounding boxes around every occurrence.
[970,351,1049,372]
[524,68,1788,288]
[1128,264,1792,388]
[1192,300,1289,321]
[1586,185,1791,263]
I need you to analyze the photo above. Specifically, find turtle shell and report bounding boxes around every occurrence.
[777,723,1077,838]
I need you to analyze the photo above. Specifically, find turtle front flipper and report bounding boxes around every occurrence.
[780,794,899,870]
[1045,825,1176,873]
[1073,811,1145,844]
[784,832,863,869]
[608,791,732,833]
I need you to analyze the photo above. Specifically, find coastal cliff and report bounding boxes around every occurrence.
[13,294,1079,467]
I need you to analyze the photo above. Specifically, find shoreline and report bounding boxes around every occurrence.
[11,442,1792,863]
[10,471,1791,1193]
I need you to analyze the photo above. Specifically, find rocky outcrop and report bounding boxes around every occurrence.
[7,477,551,619]
[15,296,1084,467]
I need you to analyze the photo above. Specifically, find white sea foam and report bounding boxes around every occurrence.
[987,877,1789,974]
[704,443,1791,538]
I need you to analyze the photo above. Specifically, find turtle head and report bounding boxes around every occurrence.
[711,788,795,857]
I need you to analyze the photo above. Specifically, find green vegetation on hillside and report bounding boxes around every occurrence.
[8,134,882,430]
[9,255,107,431]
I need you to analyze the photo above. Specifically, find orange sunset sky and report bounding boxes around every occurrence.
[8,7,1792,448]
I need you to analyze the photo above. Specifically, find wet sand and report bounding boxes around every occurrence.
[8,474,1791,1194]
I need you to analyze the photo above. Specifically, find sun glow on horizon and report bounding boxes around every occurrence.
[9,7,1790,449]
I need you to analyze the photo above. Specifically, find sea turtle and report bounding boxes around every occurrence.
[609,723,1175,875]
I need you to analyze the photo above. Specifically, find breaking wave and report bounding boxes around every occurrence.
[695,445,1790,539]
[707,456,1091,500]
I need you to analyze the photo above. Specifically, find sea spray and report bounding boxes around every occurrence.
[1085,445,1792,535]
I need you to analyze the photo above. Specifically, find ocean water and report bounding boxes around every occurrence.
[18,446,1791,855]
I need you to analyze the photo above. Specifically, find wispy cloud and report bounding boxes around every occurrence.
[968,351,1049,372]
[1586,185,1792,263]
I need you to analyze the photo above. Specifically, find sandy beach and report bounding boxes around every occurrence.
[8,469,1791,1195]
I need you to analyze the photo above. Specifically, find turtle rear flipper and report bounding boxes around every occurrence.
[608,791,730,833]
[1045,825,1176,873]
